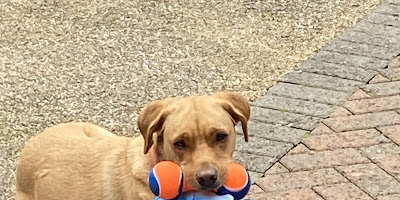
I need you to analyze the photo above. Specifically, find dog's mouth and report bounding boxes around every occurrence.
[188,182,222,192]
[187,176,225,192]
[199,182,223,191]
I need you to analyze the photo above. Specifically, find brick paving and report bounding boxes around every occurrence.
[234,1,400,199]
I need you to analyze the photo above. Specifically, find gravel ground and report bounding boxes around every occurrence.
[0,0,382,198]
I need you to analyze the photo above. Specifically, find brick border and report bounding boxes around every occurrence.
[234,0,400,183]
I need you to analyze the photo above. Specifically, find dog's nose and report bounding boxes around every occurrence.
[196,167,218,188]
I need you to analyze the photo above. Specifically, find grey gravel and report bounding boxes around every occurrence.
[0,0,383,199]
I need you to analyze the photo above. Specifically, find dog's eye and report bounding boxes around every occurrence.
[216,133,228,143]
[174,140,187,150]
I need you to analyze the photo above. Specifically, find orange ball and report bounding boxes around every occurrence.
[217,162,251,199]
[148,161,183,199]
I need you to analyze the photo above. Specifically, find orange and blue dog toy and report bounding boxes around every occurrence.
[148,161,251,200]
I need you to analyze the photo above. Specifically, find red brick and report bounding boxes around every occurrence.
[263,188,324,200]
[280,148,369,171]
[246,185,266,199]
[322,111,400,132]
[361,142,400,182]
[257,168,347,192]
[348,89,370,101]
[303,129,389,151]
[378,125,400,145]
[288,143,310,154]
[361,143,400,161]
[313,183,373,200]
[374,155,400,181]
[265,162,289,174]
[311,123,335,135]
[330,106,353,117]
[337,163,400,197]
[369,74,390,84]
[344,95,400,114]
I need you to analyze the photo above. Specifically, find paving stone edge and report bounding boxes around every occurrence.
[235,1,400,182]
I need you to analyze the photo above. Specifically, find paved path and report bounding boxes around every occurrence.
[233,0,400,199]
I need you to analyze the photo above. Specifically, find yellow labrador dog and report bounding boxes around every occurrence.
[16,92,250,200]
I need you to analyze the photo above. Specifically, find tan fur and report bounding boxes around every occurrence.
[16,92,250,200]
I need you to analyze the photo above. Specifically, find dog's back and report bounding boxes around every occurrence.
[16,122,153,200]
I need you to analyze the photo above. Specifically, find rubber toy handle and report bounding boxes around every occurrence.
[154,192,234,200]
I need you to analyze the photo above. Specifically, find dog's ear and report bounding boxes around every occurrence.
[213,91,251,142]
[138,98,174,154]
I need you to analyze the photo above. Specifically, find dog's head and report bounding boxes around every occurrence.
[138,91,250,190]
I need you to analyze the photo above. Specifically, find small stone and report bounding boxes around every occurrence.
[329,106,353,117]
